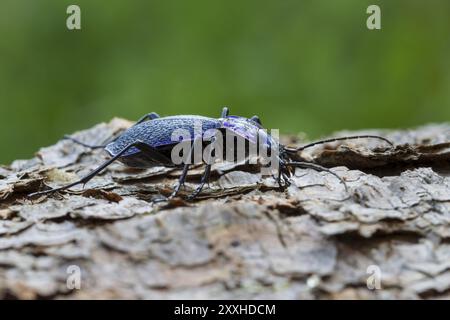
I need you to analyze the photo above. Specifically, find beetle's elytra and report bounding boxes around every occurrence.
[28,107,393,200]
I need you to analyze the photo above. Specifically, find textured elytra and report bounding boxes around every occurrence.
[105,115,221,157]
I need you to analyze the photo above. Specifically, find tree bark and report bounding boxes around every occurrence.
[0,119,449,299]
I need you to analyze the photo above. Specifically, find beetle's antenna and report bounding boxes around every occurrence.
[284,161,348,191]
[284,135,393,153]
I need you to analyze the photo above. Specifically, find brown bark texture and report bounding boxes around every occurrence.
[0,119,449,299]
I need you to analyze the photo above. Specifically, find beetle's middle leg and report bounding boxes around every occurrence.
[169,163,190,199]
[187,164,212,200]
[169,136,203,199]
[186,136,217,200]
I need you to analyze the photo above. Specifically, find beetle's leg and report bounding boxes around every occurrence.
[282,171,290,187]
[28,140,156,198]
[169,136,202,199]
[275,160,290,188]
[63,135,106,149]
[169,163,190,198]
[278,171,290,188]
[277,165,283,187]
[285,161,348,191]
[134,112,160,126]
[250,116,262,125]
[186,135,217,200]
[221,106,229,118]
[80,140,171,178]
[187,164,212,200]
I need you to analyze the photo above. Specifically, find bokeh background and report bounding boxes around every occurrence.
[1,0,449,164]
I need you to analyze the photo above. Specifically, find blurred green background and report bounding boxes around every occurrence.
[1,1,449,164]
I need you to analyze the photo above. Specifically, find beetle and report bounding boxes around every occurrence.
[28,107,393,200]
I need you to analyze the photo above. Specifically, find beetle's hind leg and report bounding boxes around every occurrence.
[28,140,164,198]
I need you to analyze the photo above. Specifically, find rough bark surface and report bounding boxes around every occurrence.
[0,119,449,299]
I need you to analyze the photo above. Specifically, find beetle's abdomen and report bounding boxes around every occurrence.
[105,115,221,157]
